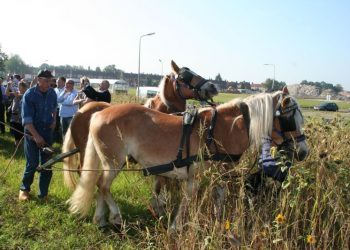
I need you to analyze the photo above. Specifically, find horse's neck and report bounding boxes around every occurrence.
[200,104,250,154]
[160,78,186,112]
[148,95,172,113]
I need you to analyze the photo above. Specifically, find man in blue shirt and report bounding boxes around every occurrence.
[19,70,57,201]
[57,79,78,136]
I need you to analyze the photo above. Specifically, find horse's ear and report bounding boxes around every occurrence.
[171,60,180,74]
[282,86,289,95]
[282,97,291,108]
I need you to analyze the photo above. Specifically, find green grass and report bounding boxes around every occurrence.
[1,93,350,249]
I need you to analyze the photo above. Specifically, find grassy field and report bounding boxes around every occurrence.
[1,92,350,249]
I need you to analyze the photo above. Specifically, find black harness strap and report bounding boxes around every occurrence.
[239,102,250,138]
[205,108,218,152]
[175,108,198,162]
[143,153,242,176]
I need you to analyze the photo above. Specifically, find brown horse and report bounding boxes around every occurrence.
[63,60,218,190]
[67,87,308,229]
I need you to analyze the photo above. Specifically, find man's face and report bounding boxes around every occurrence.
[57,79,65,88]
[99,82,108,91]
[38,77,51,92]
[65,81,74,91]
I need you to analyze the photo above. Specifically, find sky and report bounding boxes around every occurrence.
[1,0,350,90]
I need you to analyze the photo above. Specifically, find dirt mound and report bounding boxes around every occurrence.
[287,84,321,97]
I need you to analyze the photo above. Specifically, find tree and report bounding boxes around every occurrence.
[215,73,222,81]
[5,54,30,74]
[0,45,8,74]
[333,84,343,93]
[103,65,117,75]
[263,78,286,91]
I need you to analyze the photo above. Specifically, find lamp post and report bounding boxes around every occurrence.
[137,32,155,101]
[41,60,48,68]
[263,63,275,90]
[159,59,163,75]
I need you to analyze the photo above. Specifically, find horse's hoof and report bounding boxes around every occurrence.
[110,223,122,233]
[98,224,110,233]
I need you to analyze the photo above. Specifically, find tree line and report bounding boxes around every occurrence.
[213,73,343,93]
[0,46,161,86]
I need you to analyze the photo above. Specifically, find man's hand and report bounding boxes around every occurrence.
[49,120,56,130]
[33,134,46,148]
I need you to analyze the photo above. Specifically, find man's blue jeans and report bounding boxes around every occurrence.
[61,116,73,137]
[20,127,53,198]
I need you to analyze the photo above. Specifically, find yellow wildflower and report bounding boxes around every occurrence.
[306,235,316,244]
[270,146,277,159]
[225,220,230,230]
[275,213,285,224]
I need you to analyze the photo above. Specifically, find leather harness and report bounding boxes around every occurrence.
[142,103,250,176]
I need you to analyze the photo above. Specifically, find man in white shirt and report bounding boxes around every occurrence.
[57,79,78,137]
[53,76,66,142]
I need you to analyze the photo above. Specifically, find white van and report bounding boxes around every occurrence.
[136,86,159,99]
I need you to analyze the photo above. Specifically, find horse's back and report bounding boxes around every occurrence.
[71,102,111,145]
[89,103,183,165]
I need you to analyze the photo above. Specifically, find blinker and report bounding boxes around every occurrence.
[278,115,297,132]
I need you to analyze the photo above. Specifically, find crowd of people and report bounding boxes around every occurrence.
[0,70,111,201]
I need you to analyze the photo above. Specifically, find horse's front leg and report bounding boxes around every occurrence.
[212,184,226,220]
[170,167,198,231]
[150,176,167,216]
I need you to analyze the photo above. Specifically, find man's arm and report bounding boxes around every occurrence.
[25,123,46,148]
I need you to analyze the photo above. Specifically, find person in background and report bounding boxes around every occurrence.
[6,81,28,146]
[83,80,111,103]
[53,76,66,143]
[57,79,78,136]
[19,69,57,201]
[73,76,90,108]
[0,77,6,133]
[50,78,57,88]
[6,74,21,124]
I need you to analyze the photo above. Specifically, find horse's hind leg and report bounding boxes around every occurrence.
[93,175,109,228]
[99,162,123,228]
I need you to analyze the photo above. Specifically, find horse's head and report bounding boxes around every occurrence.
[171,60,218,101]
[271,86,308,161]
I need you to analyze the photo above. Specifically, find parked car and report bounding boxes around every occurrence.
[314,102,339,111]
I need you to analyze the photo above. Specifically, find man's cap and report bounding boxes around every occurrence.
[37,69,54,78]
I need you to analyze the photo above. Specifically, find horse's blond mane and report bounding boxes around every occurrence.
[158,73,175,108]
[243,92,279,149]
[216,92,284,149]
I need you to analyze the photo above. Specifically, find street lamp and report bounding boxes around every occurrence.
[137,32,155,101]
[159,59,163,75]
[41,60,48,68]
[263,63,275,90]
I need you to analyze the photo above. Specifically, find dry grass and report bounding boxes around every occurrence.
[1,92,349,249]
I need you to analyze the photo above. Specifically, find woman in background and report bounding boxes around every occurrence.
[6,81,28,146]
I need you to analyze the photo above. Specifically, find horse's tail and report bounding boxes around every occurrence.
[68,133,100,216]
[62,126,80,190]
